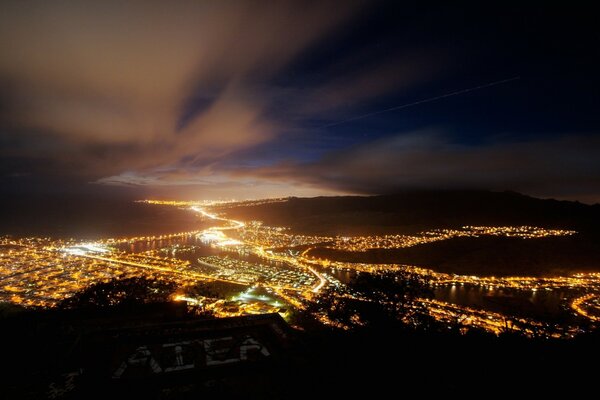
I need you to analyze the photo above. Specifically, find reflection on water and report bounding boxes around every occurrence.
[433,284,572,319]
[326,268,357,285]
[121,236,291,271]
[121,238,578,322]
[319,265,576,321]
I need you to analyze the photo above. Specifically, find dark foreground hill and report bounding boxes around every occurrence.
[2,303,598,398]
[221,190,600,236]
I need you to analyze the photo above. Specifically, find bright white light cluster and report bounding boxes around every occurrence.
[62,243,110,256]
[198,230,242,246]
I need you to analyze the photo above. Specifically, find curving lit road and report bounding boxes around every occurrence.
[571,293,600,322]
[190,206,327,294]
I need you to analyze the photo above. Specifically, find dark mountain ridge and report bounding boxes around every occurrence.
[221,190,600,236]
[221,190,600,276]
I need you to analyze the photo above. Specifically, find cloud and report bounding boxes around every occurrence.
[235,131,600,201]
[5,2,594,203]
[0,0,366,182]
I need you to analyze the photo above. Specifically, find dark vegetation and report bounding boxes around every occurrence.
[59,277,177,309]
[186,280,246,299]
[1,276,598,398]
[307,271,434,328]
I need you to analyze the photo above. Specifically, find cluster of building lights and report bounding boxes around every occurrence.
[571,293,600,322]
[173,286,289,319]
[0,237,199,307]
[0,198,596,338]
[329,226,575,252]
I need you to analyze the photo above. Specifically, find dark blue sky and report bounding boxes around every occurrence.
[1,1,599,201]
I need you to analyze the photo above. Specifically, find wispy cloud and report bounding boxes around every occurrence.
[0,1,366,182]
[2,1,597,202]
[234,131,600,201]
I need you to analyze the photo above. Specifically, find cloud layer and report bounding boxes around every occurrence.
[1,1,599,202]
[237,131,600,202]
[0,1,364,183]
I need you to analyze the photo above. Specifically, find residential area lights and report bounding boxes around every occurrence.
[1,200,598,337]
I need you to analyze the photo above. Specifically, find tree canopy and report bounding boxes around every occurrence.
[59,277,177,309]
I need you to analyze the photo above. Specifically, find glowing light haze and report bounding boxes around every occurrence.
[1,1,599,202]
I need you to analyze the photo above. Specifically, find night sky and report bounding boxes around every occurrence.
[1,1,599,202]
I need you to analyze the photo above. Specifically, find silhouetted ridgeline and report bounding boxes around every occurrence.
[221,191,600,236]
[222,191,600,276]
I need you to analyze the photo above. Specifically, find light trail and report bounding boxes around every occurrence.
[190,206,245,230]
[571,293,600,322]
[319,76,520,128]
[307,265,327,293]
[190,206,327,294]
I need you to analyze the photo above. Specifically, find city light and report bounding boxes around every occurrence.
[1,200,598,338]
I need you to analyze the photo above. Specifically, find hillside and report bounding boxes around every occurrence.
[220,191,600,236]
[220,191,600,276]
[308,235,600,276]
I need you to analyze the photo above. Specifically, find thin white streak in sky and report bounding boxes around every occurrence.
[319,76,520,129]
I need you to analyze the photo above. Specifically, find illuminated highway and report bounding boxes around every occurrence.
[187,206,329,294]
[1,198,599,337]
[190,206,245,230]
[571,293,600,322]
